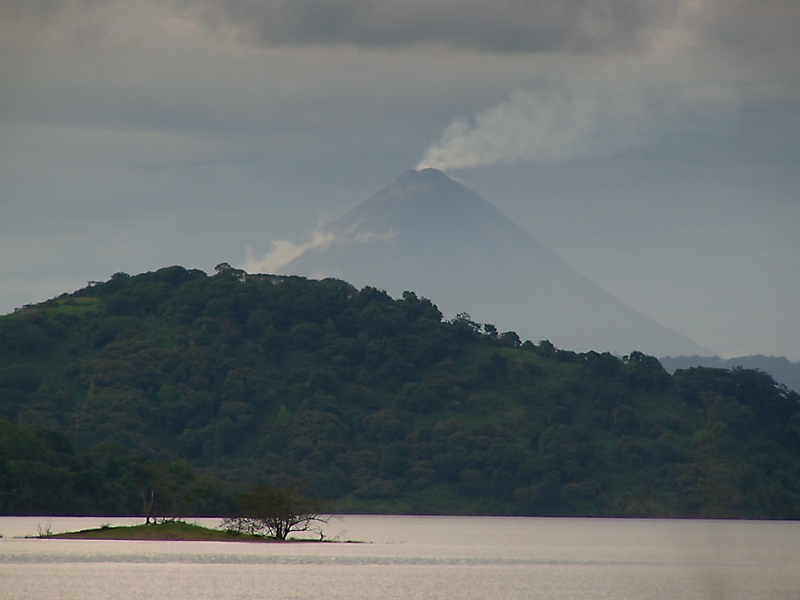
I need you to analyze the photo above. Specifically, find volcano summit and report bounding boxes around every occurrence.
[281,168,710,357]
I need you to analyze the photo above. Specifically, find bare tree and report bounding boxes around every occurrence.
[141,488,156,525]
[223,484,329,541]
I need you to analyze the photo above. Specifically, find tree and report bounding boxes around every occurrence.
[226,484,329,540]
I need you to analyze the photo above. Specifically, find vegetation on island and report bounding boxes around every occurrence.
[41,483,328,542]
[222,483,329,540]
[47,519,329,543]
[46,520,263,542]
[1,264,799,519]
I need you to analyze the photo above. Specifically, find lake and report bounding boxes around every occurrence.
[1,516,798,599]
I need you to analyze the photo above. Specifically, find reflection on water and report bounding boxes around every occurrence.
[1,516,798,599]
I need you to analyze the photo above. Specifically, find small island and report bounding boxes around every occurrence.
[44,520,335,542]
[46,485,333,543]
[47,521,269,542]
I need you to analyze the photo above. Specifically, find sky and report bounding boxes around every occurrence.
[1,0,798,360]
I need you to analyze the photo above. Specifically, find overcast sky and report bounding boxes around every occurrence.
[1,1,798,359]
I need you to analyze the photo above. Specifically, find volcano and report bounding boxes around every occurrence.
[282,168,710,356]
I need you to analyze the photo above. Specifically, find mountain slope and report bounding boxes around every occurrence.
[284,168,710,357]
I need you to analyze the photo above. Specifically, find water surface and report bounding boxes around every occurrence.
[1,516,797,599]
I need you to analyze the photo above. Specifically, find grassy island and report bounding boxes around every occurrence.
[47,521,286,542]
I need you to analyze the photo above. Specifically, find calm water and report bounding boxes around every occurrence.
[1,516,797,599]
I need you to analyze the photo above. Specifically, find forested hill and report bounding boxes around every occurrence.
[1,265,799,518]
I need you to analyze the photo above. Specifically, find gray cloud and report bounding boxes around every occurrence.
[4,1,796,68]
[0,1,116,55]
[187,0,682,54]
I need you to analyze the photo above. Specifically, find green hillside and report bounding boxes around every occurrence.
[1,265,798,518]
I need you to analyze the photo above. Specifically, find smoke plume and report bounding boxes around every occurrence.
[417,85,698,171]
[243,229,335,274]
[417,90,606,171]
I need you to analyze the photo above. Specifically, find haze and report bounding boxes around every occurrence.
[1,1,798,359]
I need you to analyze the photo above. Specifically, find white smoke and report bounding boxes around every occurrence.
[417,86,664,171]
[417,90,604,171]
[242,227,396,274]
[417,73,719,171]
[242,229,335,274]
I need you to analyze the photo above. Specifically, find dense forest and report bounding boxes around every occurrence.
[660,354,800,395]
[1,265,798,518]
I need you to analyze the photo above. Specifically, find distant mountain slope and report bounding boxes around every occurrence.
[661,355,800,394]
[284,168,710,357]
